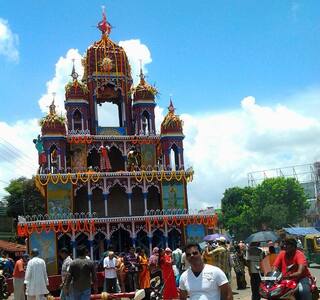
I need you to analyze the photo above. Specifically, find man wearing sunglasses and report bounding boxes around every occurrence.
[179,243,233,300]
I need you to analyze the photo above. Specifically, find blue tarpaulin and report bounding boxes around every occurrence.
[283,227,320,236]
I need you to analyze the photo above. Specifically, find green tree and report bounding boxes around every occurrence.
[221,186,255,240]
[4,177,45,218]
[251,177,309,230]
[221,177,309,240]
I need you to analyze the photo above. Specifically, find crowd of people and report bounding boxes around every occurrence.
[1,235,315,300]
[0,252,14,277]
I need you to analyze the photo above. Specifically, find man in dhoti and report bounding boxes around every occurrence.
[24,248,49,300]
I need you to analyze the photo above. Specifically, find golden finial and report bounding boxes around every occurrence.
[168,95,175,113]
[139,59,145,84]
[49,93,56,115]
[70,59,79,81]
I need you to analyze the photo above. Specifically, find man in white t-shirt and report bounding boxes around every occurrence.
[179,243,233,300]
[103,251,118,293]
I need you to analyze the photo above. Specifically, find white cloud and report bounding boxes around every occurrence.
[0,18,19,62]
[38,49,83,115]
[176,92,320,209]
[154,106,165,134]
[0,119,39,197]
[97,102,119,127]
[119,39,152,85]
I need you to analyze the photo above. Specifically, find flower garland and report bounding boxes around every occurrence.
[133,169,193,182]
[35,172,101,186]
[35,169,193,186]
[130,137,158,145]
[17,220,96,237]
[67,136,93,144]
[148,214,218,228]
[17,214,217,237]
[60,174,70,185]
[67,136,158,145]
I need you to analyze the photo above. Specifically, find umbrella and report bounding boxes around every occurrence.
[203,233,230,242]
[245,231,279,244]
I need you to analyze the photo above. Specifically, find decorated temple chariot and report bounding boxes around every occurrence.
[17,10,217,277]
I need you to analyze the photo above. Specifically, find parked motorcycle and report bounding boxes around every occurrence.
[0,268,9,300]
[134,276,162,300]
[256,265,319,300]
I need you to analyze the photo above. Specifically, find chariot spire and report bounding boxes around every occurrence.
[97,6,112,36]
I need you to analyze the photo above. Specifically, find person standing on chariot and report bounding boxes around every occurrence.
[99,145,112,172]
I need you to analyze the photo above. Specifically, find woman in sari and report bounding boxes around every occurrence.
[137,248,150,289]
[160,248,178,299]
[149,247,161,279]
[116,253,127,292]
[232,245,247,290]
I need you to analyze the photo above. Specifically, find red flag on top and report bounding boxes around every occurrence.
[98,6,111,35]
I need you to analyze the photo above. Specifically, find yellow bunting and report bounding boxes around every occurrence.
[36,174,51,186]
[156,170,164,181]
[79,173,90,183]
[175,170,184,181]
[91,173,101,183]
[134,170,144,183]
[70,173,80,185]
[50,174,60,184]
[34,172,102,185]
[145,171,154,183]
[34,169,192,186]
[163,170,174,181]
[60,173,70,184]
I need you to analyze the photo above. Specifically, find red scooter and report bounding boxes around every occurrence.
[257,265,319,300]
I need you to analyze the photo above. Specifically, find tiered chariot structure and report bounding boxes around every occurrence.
[17,11,217,276]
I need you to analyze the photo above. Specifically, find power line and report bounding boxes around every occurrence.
[0,140,37,170]
[0,142,37,167]
[0,149,36,168]
[0,136,36,158]
[0,137,37,162]
[0,179,9,185]
[0,137,34,160]
[0,157,35,175]
[0,138,39,179]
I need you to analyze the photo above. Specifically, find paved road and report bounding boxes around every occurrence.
[230,269,251,300]
[310,263,320,285]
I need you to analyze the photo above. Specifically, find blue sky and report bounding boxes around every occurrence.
[1,1,319,121]
[0,1,320,207]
